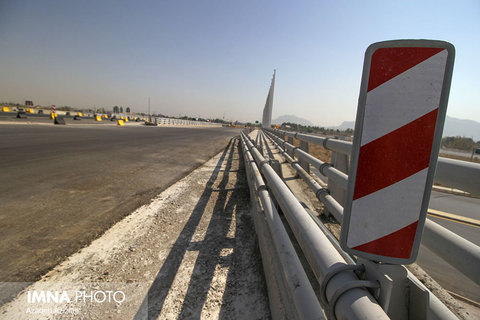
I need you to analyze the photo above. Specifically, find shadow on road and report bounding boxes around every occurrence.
[134,137,258,319]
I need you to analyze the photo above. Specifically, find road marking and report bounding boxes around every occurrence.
[427,208,480,228]
[446,290,480,308]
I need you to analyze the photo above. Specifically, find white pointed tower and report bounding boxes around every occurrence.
[262,70,276,128]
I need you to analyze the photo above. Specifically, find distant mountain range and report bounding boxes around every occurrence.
[272,115,480,141]
[331,116,480,141]
[442,116,480,141]
[333,121,355,131]
[272,114,313,126]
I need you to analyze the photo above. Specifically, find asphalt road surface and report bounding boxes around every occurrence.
[429,190,480,229]
[0,123,240,285]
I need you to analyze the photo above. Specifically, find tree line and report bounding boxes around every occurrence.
[278,122,353,137]
[441,136,479,151]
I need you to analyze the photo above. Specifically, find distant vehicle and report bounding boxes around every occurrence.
[38,110,44,114]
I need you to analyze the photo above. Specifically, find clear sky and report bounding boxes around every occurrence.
[1,0,479,126]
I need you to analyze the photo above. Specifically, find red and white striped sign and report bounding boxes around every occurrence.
[341,40,455,264]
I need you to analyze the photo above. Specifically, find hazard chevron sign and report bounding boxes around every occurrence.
[340,40,455,264]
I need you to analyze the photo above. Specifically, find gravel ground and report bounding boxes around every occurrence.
[0,137,270,319]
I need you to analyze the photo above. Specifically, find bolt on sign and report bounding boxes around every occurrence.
[340,40,455,264]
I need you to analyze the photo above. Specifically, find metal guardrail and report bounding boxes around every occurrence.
[241,130,460,319]
[423,219,480,285]
[109,114,221,126]
[154,117,220,126]
[275,129,353,156]
[434,157,480,196]
[266,131,345,223]
[241,131,390,320]
[241,136,326,319]
[271,129,480,196]
[264,129,480,287]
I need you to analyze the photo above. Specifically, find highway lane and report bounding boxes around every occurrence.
[417,191,480,302]
[417,244,480,302]
[0,123,240,287]
[429,191,480,228]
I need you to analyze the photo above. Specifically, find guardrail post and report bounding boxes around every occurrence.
[287,136,295,157]
[269,159,283,180]
[359,258,411,319]
[328,151,349,207]
[357,257,457,320]
[299,140,310,173]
